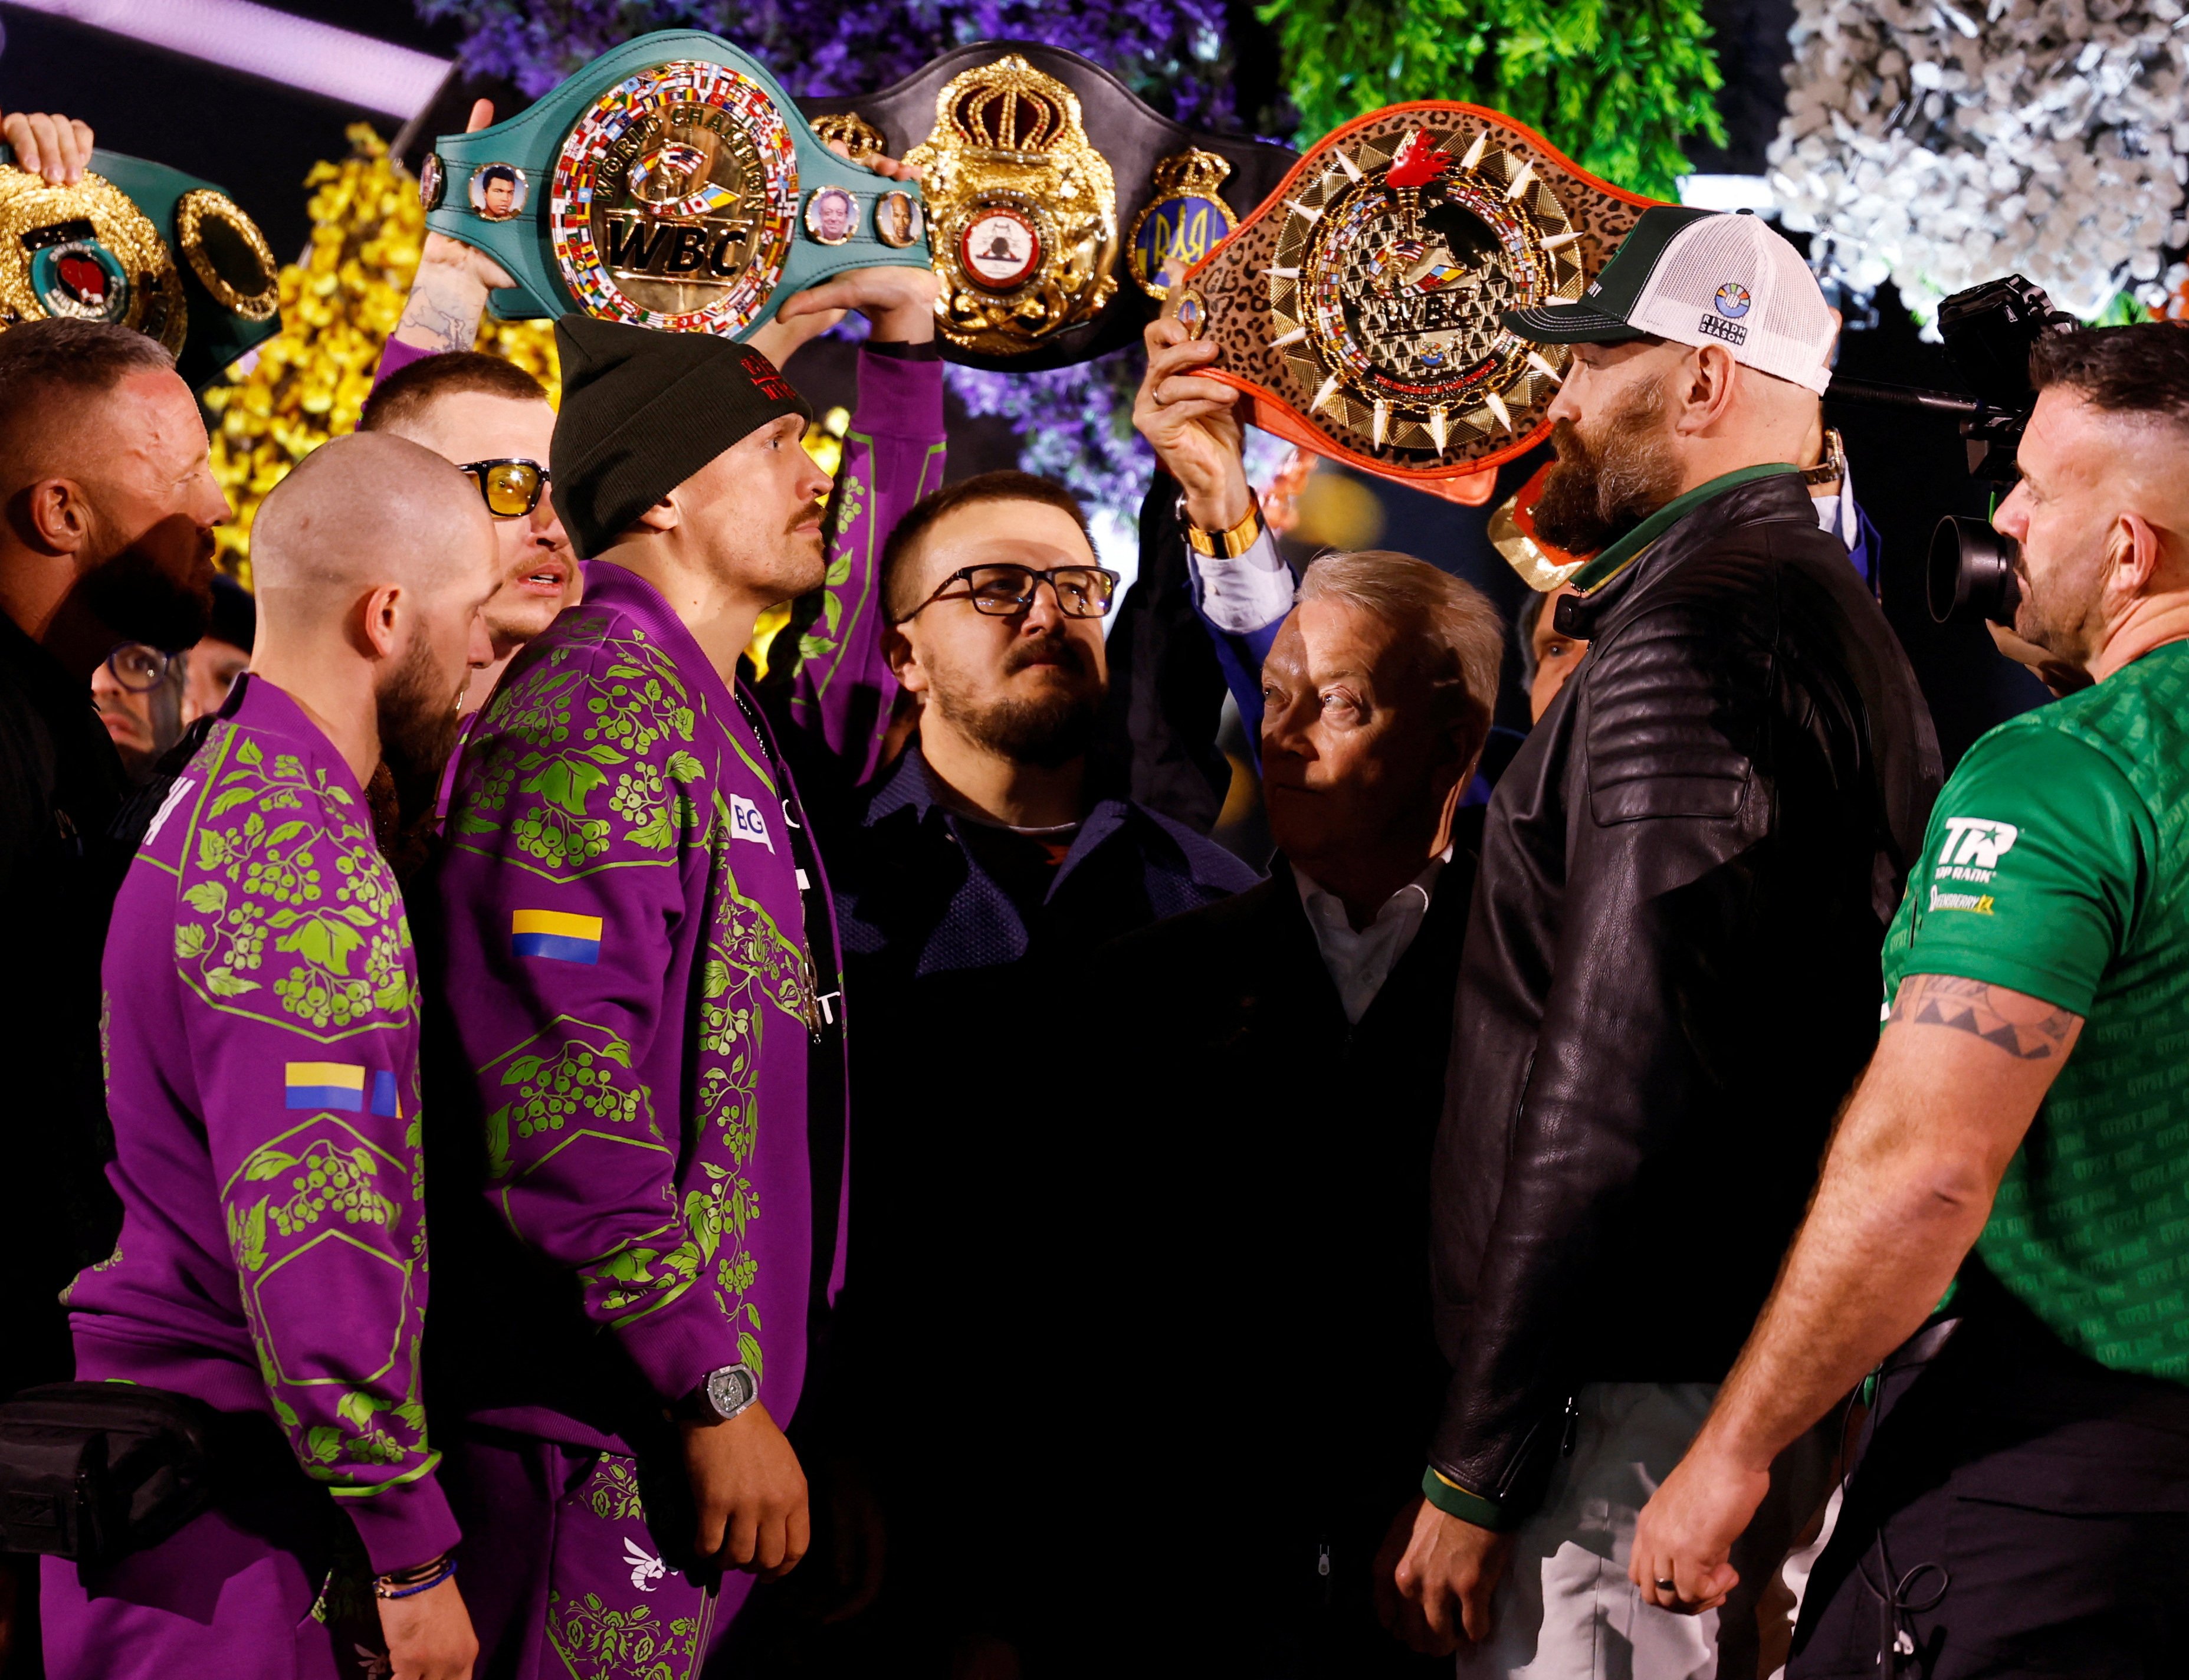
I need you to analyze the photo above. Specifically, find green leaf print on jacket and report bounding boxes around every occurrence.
[177,726,413,1035]
[452,621,707,878]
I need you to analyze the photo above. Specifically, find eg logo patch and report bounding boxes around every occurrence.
[1714,281,1752,319]
[1934,816,2018,885]
[729,793,774,852]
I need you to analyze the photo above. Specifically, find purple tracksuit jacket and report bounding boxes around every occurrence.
[67,674,457,1575]
[428,347,943,1455]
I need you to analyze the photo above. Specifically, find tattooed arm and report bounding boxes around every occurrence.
[1629,972,2082,1608]
[387,100,512,359]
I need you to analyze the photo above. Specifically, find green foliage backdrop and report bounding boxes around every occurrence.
[1258,0,1725,201]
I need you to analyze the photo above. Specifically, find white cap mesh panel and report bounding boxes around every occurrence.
[1624,214,1836,395]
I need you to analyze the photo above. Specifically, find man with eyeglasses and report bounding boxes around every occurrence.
[0,308,229,1413]
[88,639,189,780]
[359,350,578,718]
[796,467,1258,1666]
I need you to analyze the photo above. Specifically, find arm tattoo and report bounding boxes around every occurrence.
[394,273,484,354]
[1893,973,2079,1060]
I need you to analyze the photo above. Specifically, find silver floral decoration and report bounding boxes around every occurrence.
[1769,0,2189,324]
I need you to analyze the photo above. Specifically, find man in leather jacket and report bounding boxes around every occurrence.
[1386,207,1941,1676]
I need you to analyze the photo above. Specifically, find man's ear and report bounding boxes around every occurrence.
[354,582,403,661]
[1673,344,1739,436]
[21,477,92,556]
[883,621,925,694]
[635,497,680,533]
[2109,511,2164,598]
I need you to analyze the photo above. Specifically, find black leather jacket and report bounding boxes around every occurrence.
[1428,470,1941,1515]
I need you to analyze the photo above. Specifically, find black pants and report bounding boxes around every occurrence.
[1790,1269,2189,1679]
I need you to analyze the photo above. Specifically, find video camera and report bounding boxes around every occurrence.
[1826,275,2077,626]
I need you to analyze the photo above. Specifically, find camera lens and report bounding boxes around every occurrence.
[1927,516,2023,627]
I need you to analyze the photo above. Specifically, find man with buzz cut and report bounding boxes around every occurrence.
[1385,206,1941,1678]
[46,431,500,1679]
[1635,321,2189,1678]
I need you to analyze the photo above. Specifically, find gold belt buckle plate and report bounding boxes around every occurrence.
[1173,102,1660,501]
[905,54,1120,357]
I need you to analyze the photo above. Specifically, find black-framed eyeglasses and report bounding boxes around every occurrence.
[456,458,551,520]
[895,563,1122,624]
[104,642,173,693]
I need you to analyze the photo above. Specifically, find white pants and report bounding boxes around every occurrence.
[1453,1383,1838,1680]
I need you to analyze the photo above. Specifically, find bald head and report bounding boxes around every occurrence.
[242,432,501,794]
[251,431,495,621]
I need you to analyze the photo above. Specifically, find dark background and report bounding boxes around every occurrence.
[0,0,2046,767]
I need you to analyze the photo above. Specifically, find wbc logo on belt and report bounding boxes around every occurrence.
[549,60,798,334]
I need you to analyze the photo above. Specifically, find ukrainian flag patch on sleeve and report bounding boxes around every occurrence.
[512,908,603,964]
[285,1062,365,1111]
[370,1070,402,1118]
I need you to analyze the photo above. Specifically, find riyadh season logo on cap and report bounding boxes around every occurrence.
[1714,281,1752,319]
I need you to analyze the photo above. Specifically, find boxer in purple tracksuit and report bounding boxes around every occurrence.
[422,274,941,1676]
[44,434,501,1678]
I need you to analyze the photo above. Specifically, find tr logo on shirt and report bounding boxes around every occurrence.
[1937,816,2019,882]
[730,793,774,852]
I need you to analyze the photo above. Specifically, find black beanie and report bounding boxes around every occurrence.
[549,314,812,560]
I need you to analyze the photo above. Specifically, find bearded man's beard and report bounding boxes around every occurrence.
[1531,373,1683,557]
[931,631,1102,770]
[376,632,465,825]
[76,515,217,651]
[2013,547,2106,668]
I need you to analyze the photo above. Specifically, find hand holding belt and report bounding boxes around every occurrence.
[1170,102,1661,505]
[421,30,931,339]
[800,41,1297,370]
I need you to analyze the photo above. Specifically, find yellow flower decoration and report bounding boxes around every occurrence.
[206,124,844,681]
[205,125,559,585]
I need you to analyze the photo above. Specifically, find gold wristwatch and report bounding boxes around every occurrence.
[1184,491,1265,559]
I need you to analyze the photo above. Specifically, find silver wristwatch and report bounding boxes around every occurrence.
[693,1361,760,1425]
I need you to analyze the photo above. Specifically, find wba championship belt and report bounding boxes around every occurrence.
[0,146,281,389]
[800,42,1297,370]
[422,31,931,338]
[1174,103,1659,500]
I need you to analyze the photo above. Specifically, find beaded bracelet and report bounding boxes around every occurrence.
[374,1552,458,1600]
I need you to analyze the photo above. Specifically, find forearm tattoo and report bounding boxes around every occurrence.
[395,272,484,353]
[1893,973,2079,1060]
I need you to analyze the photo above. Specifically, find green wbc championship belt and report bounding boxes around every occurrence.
[0,145,281,389]
[1173,102,1660,501]
[422,29,931,338]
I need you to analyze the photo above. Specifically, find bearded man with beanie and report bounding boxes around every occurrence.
[1385,208,1941,1677]
[420,268,946,1668]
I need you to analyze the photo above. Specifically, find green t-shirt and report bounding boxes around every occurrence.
[1880,639,2189,1380]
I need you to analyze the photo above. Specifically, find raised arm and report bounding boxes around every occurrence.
[1132,318,1294,750]
[777,295,946,782]
[380,100,512,380]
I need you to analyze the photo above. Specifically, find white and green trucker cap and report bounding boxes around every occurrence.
[1504,205,1836,396]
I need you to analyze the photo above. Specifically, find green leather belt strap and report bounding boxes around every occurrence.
[422,30,930,339]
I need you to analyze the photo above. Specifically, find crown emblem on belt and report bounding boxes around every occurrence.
[906,54,1118,356]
